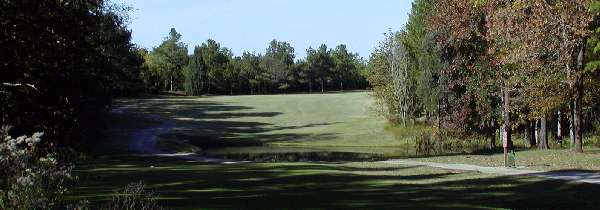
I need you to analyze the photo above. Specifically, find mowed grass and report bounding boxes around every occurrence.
[68,155,600,209]
[113,92,403,153]
[69,92,600,209]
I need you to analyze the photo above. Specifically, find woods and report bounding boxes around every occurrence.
[142,30,368,96]
[366,0,600,152]
[1,0,145,147]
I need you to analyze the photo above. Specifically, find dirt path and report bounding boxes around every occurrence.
[381,159,600,184]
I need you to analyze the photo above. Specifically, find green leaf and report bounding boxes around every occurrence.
[585,61,600,72]
[0,195,4,210]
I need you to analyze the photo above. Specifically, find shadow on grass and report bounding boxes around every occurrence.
[106,99,343,154]
[69,155,600,210]
[401,146,535,160]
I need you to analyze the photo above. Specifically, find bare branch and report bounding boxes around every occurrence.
[2,83,39,92]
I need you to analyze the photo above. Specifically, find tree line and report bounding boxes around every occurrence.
[141,29,369,96]
[1,0,145,147]
[366,0,600,153]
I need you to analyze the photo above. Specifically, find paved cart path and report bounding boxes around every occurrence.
[382,159,600,184]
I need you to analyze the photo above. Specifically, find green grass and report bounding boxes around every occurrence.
[112,92,402,154]
[68,154,600,209]
[71,92,600,209]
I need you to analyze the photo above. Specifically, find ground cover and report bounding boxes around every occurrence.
[68,92,600,209]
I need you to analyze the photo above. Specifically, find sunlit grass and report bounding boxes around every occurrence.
[412,147,600,171]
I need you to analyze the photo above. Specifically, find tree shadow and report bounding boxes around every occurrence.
[110,98,341,151]
[403,146,533,159]
[69,155,600,209]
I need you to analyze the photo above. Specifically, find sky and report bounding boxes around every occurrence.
[122,0,414,59]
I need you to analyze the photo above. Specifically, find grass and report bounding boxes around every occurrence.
[71,92,600,209]
[411,147,600,171]
[68,154,600,209]
[111,92,403,155]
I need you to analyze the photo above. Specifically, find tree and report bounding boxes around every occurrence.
[1,0,143,146]
[224,55,241,95]
[139,48,163,93]
[294,59,312,92]
[485,0,595,152]
[331,44,355,91]
[151,28,188,92]
[405,0,443,124]
[184,46,205,96]
[260,40,295,93]
[306,44,333,93]
[383,31,414,125]
[199,39,229,94]
[239,52,263,95]
[366,51,397,121]
[429,0,504,147]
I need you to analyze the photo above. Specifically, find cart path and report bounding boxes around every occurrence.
[381,159,600,184]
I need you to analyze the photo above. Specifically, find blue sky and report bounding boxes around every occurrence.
[122,0,413,59]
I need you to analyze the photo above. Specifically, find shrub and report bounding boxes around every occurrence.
[0,125,72,209]
[103,181,165,210]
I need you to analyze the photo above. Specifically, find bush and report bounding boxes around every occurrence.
[103,181,165,210]
[0,126,72,209]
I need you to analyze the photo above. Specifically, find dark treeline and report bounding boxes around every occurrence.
[366,0,600,153]
[141,29,369,96]
[1,0,145,147]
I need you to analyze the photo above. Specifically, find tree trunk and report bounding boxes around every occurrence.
[574,91,583,152]
[535,119,539,145]
[340,81,344,91]
[502,87,512,168]
[207,78,211,94]
[503,88,512,150]
[538,116,549,149]
[523,120,535,147]
[573,40,585,153]
[489,122,496,149]
[320,79,324,93]
[309,80,313,94]
[557,111,563,144]
[170,76,174,92]
[569,103,575,146]
[529,121,536,148]
[490,132,496,149]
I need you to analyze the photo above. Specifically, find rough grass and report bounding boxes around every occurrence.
[411,147,600,171]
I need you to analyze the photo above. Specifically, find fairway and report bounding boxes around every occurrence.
[65,92,600,209]
[112,92,407,159]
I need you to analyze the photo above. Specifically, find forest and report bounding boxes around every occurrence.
[367,0,600,153]
[141,29,369,96]
[3,0,600,209]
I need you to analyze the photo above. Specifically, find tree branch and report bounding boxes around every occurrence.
[2,83,39,92]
